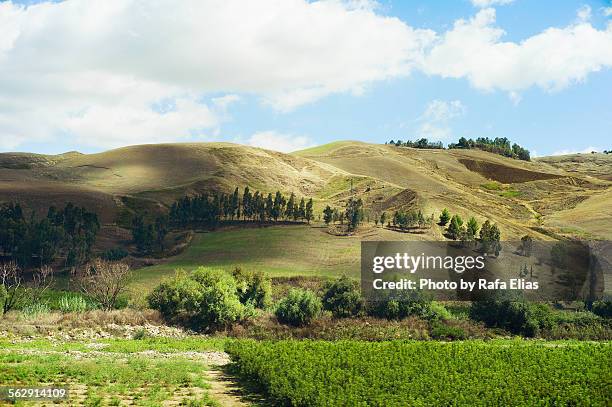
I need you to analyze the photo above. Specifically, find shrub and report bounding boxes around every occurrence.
[101,247,129,261]
[232,267,272,309]
[367,291,434,321]
[430,321,467,340]
[591,300,612,318]
[322,276,364,318]
[275,289,322,326]
[429,302,452,320]
[148,267,255,331]
[470,296,554,337]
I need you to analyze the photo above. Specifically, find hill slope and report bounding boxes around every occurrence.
[1,141,610,243]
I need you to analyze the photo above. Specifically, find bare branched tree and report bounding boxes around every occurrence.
[29,265,54,303]
[77,259,131,310]
[0,262,26,315]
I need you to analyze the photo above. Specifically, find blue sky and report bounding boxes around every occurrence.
[1,0,611,156]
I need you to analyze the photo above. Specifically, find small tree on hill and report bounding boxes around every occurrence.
[380,212,387,227]
[520,235,533,257]
[447,215,463,240]
[345,197,363,232]
[298,198,306,221]
[155,215,169,251]
[305,198,314,224]
[323,205,333,225]
[439,208,450,226]
[466,217,479,241]
[480,220,501,256]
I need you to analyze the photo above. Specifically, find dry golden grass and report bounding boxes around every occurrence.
[1,141,610,246]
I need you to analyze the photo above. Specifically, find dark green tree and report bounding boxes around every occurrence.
[439,208,450,226]
[480,220,501,256]
[345,197,363,232]
[447,214,463,240]
[323,205,333,225]
[305,198,314,224]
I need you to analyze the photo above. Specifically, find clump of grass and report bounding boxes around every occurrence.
[21,303,50,319]
[499,190,521,198]
[481,182,503,191]
[58,294,90,313]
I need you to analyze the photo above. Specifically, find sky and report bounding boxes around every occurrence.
[0,0,611,157]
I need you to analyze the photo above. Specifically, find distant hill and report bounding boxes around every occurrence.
[0,141,610,246]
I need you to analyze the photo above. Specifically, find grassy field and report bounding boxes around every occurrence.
[227,339,612,406]
[131,225,362,292]
[0,337,225,406]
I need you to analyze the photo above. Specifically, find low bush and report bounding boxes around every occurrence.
[148,267,256,331]
[470,296,554,337]
[591,300,612,318]
[101,247,129,261]
[232,267,271,309]
[366,291,437,321]
[321,276,363,318]
[275,289,322,326]
[430,321,467,340]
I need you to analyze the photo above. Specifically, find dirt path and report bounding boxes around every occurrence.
[206,354,268,407]
[206,367,251,407]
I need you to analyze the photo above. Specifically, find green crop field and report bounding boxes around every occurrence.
[226,340,612,406]
[131,225,361,292]
[1,354,216,406]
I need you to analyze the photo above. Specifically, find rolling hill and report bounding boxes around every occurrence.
[1,141,610,252]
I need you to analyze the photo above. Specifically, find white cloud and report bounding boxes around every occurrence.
[422,99,466,121]
[66,96,218,149]
[577,5,591,22]
[0,0,434,149]
[470,0,514,8]
[417,100,466,141]
[1,1,612,151]
[551,146,600,156]
[212,95,241,112]
[508,91,522,105]
[604,7,612,17]
[246,131,314,153]
[422,8,612,93]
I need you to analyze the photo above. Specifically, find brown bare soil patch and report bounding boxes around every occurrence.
[459,159,562,183]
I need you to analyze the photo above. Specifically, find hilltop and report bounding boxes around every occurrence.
[1,141,610,246]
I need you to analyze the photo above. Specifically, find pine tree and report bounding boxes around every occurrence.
[380,212,386,227]
[155,215,168,251]
[272,191,283,221]
[305,198,314,224]
[286,193,295,220]
[298,198,306,220]
[230,187,240,220]
[323,205,333,225]
[480,220,501,256]
[447,214,463,240]
[345,197,363,232]
[439,208,450,226]
[466,217,479,241]
[242,186,252,220]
